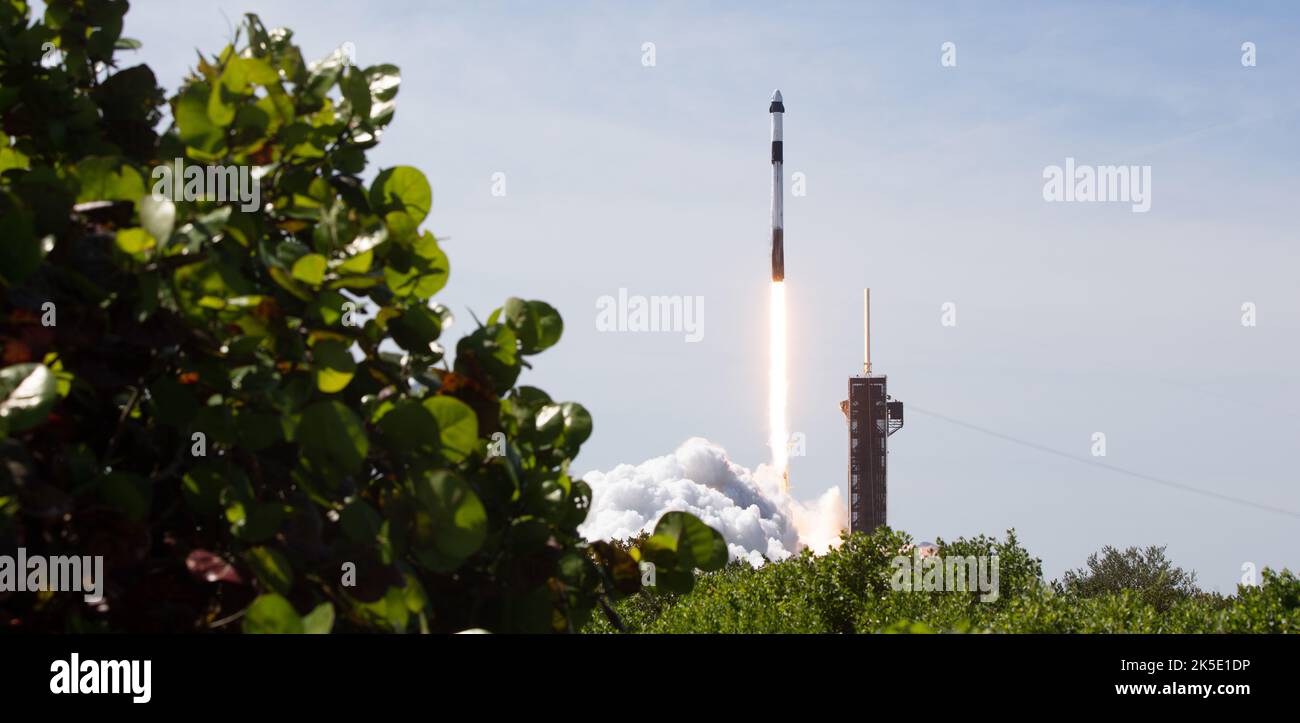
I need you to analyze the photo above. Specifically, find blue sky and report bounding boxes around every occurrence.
[116,0,1299,590]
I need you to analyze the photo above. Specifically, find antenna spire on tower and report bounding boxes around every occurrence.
[863,288,871,375]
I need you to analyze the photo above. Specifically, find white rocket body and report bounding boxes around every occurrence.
[770,89,784,282]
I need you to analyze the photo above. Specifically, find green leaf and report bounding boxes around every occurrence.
[382,233,448,301]
[210,57,279,126]
[308,290,350,326]
[650,566,697,595]
[291,253,327,285]
[535,401,592,455]
[422,396,477,462]
[242,594,304,634]
[383,256,446,299]
[388,303,444,354]
[98,472,151,521]
[246,546,294,595]
[497,298,564,354]
[181,464,228,517]
[369,166,430,239]
[558,402,593,450]
[311,339,356,393]
[227,500,285,543]
[411,470,486,566]
[303,49,346,106]
[337,248,372,274]
[268,266,313,301]
[522,476,570,524]
[340,66,371,120]
[0,143,30,172]
[172,258,256,320]
[0,363,58,433]
[0,198,38,285]
[333,146,366,174]
[115,227,155,254]
[402,572,429,614]
[298,400,369,474]
[93,65,163,160]
[175,83,225,159]
[453,324,519,394]
[365,64,400,126]
[646,511,728,573]
[302,602,335,634]
[355,584,411,632]
[534,403,564,444]
[375,399,438,455]
[72,156,146,203]
[13,167,72,242]
[339,499,382,545]
[236,410,282,451]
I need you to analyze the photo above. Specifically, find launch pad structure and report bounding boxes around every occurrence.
[844,289,903,535]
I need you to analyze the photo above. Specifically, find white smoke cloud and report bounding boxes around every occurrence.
[579,437,846,566]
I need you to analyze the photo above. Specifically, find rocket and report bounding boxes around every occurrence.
[769,89,785,282]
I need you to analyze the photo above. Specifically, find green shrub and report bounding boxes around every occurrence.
[597,528,1299,634]
[0,1,723,633]
[1059,544,1201,612]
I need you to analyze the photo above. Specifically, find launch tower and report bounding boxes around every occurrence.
[843,289,903,534]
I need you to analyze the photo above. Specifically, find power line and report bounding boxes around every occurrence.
[905,404,1300,521]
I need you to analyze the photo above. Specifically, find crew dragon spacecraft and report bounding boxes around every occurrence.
[769,89,785,282]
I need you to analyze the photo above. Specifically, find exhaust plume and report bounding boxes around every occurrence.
[770,282,789,487]
[580,438,845,566]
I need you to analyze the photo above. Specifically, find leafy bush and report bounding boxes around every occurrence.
[1058,544,1201,612]
[594,528,1300,634]
[0,1,724,633]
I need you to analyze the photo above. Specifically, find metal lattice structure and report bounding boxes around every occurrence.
[847,376,889,534]
[845,381,905,536]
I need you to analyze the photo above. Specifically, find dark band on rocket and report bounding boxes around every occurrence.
[771,227,784,281]
[771,141,783,163]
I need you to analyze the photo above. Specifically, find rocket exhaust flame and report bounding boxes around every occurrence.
[769,281,789,488]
